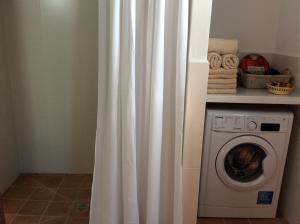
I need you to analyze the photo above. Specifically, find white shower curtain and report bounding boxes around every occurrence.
[90,0,189,223]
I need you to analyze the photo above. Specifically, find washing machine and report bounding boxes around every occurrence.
[198,105,294,218]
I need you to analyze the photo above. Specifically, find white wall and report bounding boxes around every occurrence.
[1,0,98,173]
[275,0,300,57]
[0,13,19,193]
[210,0,281,54]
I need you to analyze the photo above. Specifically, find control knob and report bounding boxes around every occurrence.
[247,121,257,130]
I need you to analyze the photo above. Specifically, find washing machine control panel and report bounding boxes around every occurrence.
[213,115,245,131]
[213,115,290,132]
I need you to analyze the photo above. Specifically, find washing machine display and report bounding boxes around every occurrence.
[199,106,294,218]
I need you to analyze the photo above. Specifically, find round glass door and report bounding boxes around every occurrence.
[216,136,277,190]
[224,143,266,183]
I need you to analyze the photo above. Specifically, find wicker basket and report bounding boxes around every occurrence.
[240,72,292,89]
[266,83,294,95]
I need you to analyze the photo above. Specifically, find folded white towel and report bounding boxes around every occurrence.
[208,83,236,89]
[207,88,237,94]
[209,38,238,54]
[222,54,239,69]
[209,74,237,79]
[208,78,237,84]
[208,52,222,69]
[209,68,238,75]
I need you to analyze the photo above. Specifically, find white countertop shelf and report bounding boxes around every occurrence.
[206,88,300,105]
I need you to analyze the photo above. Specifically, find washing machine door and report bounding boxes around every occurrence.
[216,135,278,190]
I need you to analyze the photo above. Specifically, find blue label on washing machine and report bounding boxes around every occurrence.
[257,191,274,205]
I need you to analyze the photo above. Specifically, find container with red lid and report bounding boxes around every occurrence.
[239,54,270,75]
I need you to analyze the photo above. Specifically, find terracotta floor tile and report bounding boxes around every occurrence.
[276,219,289,224]
[5,213,15,223]
[67,217,90,224]
[30,188,55,201]
[3,187,34,200]
[4,173,92,223]
[76,189,91,201]
[79,175,93,189]
[54,188,78,202]
[12,175,41,188]
[18,201,48,215]
[249,219,278,224]
[72,201,90,218]
[40,216,68,224]
[199,218,284,224]
[224,219,250,224]
[3,199,25,214]
[198,218,224,224]
[32,175,64,189]
[60,175,85,188]
[11,215,40,224]
[44,202,74,216]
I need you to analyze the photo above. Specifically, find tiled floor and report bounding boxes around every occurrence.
[198,218,286,224]
[2,174,93,224]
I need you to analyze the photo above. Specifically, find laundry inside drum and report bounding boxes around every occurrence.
[224,143,267,183]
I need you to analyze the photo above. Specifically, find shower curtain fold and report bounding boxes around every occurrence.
[90,0,189,223]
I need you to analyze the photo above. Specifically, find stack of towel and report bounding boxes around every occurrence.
[207,38,239,94]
